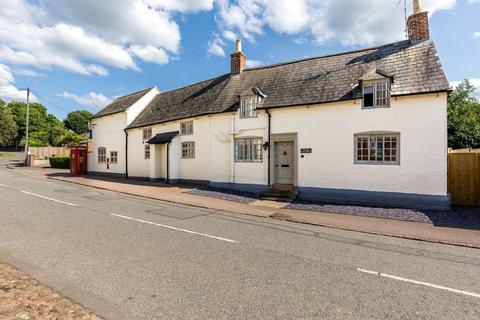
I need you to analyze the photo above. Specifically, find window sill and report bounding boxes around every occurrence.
[354,162,400,166]
[361,105,391,110]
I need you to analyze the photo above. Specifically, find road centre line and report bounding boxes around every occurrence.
[110,213,240,244]
[356,268,480,299]
[21,191,78,207]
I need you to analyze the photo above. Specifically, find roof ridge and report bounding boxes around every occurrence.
[154,74,230,97]
[113,86,154,101]
[243,39,413,72]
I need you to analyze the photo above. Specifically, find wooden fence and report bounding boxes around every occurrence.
[448,151,480,206]
[29,147,70,160]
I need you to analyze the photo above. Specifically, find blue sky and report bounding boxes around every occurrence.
[0,0,478,119]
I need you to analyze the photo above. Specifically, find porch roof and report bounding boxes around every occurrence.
[147,131,179,144]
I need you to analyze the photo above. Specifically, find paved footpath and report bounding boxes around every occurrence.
[14,165,480,249]
[1,162,480,319]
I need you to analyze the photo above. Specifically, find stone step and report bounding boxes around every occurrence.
[261,196,294,203]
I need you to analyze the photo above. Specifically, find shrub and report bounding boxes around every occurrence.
[49,156,70,169]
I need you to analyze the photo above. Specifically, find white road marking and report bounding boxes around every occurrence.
[357,268,480,299]
[0,183,8,187]
[110,213,240,244]
[21,191,78,207]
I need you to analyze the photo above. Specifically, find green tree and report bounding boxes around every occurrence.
[53,132,86,148]
[448,80,480,149]
[63,110,93,135]
[0,99,17,145]
[7,101,66,146]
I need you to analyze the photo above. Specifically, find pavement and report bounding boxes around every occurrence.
[9,164,480,249]
[1,155,480,319]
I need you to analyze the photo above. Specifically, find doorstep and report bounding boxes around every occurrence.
[10,166,480,249]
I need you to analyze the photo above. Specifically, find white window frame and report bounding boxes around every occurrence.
[362,80,390,109]
[144,144,150,159]
[180,121,193,135]
[143,128,152,141]
[181,142,195,159]
[240,96,261,118]
[110,151,118,164]
[235,137,263,163]
[98,147,106,163]
[354,133,400,165]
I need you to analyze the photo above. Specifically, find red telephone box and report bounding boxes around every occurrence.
[70,145,88,176]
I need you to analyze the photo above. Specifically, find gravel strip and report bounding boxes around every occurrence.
[0,262,102,320]
[286,202,432,223]
[187,187,480,229]
[186,188,260,204]
[286,201,480,228]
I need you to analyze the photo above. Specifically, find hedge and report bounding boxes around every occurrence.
[49,156,70,169]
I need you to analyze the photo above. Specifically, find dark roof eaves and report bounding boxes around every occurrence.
[91,109,126,119]
[126,109,236,130]
[127,88,450,128]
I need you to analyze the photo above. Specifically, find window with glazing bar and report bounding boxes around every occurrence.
[110,151,118,164]
[143,128,152,141]
[355,133,399,165]
[235,138,263,162]
[363,80,390,108]
[98,147,106,163]
[180,121,193,135]
[240,96,262,118]
[144,145,150,159]
[181,142,195,159]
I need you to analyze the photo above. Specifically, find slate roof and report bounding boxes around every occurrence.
[92,87,153,119]
[127,40,449,129]
[147,131,179,144]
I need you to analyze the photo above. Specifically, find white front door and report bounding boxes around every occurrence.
[274,141,294,185]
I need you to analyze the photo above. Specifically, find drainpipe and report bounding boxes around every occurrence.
[266,109,272,186]
[123,128,129,178]
[230,114,235,184]
[166,143,170,184]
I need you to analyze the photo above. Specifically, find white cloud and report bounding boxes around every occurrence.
[12,68,46,77]
[59,91,112,108]
[145,0,214,12]
[211,0,458,53]
[129,45,169,65]
[245,59,263,68]
[0,0,182,77]
[0,64,38,102]
[450,79,480,99]
[207,36,226,57]
[474,32,480,39]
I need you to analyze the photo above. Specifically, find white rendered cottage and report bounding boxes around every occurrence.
[89,2,450,210]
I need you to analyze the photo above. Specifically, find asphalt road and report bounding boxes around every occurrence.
[1,159,480,319]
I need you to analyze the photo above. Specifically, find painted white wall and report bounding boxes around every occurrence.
[88,87,158,175]
[269,93,448,196]
[88,112,127,174]
[125,93,447,196]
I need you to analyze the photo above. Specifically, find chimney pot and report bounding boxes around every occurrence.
[413,0,423,14]
[231,38,246,74]
[235,39,242,53]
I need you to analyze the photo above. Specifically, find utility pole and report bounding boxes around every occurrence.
[21,88,30,166]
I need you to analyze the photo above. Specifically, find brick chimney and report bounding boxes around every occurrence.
[407,0,430,42]
[231,39,246,74]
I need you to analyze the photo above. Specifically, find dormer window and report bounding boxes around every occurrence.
[363,80,390,108]
[240,96,261,118]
